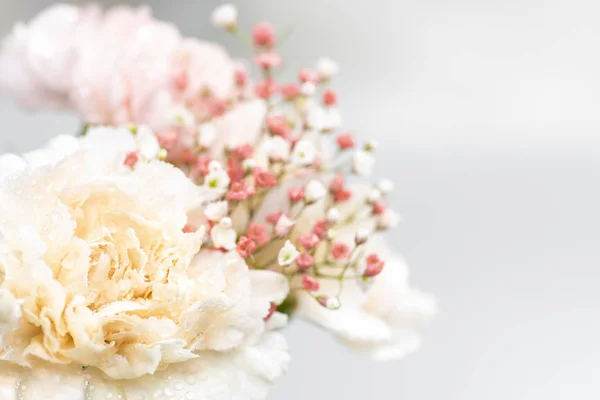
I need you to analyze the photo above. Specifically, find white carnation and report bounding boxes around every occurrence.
[0,128,290,398]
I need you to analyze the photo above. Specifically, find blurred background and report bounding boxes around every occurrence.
[1,1,599,399]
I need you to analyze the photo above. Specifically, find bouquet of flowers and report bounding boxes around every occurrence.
[0,3,436,399]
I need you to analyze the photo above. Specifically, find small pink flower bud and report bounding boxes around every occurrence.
[329,173,345,192]
[171,71,189,92]
[124,151,139,168]
[288,186,305,203]
[208,99,228,117]
[234,67,247,87]
[226,160,245,183]
[302,275,320,291]
[323,89,337,106]
[253,167,277,188]
[254,51,282,69]
[252,22,276,47]
[333,188,352,203]
[331,242,350,260]
[296,253,315,271]
[363,254,385,277]
[266,115,291,138]
[266,211,284,225]
[233,144,254,159]
[372,200,386,215]
[182,224,196,233]
[275,214,295,237]
[281,83,300,100]
[297,233,320,250]
[313,220,329,240]
[254,78,278,99]
[237,236,257,259]
[336,133,355,150]
[247,223,271,245]
[195,155,213,176]
[317,295,341,310]
[156,131,178,149]
[226,181,256,200]
[298,68,319,83]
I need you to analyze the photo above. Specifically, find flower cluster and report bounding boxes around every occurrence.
[0,3,436,399]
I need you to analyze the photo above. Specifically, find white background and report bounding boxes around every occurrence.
[1,1,599,399]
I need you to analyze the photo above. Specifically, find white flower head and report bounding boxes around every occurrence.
[304,179,327,203]
[204,163,231,196]
[211,4,238,30]
[204,200,229,221]
[316,57,339,80]
[275,214,295,237]
[352,150,375,176]
[378,178,394,194]
[197,122,218,147]
[278,240,300,266]
[263,136,291,161]
[326,208,341,224]
[210,217,237,250]
[290,139,317,165]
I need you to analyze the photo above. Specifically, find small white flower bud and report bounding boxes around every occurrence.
[355,230,369,245]
[352,150,375,177]
[263,136,291,161]
[300,82,316,96]
[378,179,394,194]
[366,188,382,204]
[211,4,238,30]
[377,209,401,230]
[326,208,341,224]
[304,180,327,203]
[317,295,341,310]
[316,57,339,80]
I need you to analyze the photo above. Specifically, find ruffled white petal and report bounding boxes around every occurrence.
[0,332,288,400]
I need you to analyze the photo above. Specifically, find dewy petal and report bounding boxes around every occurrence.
[119,332,289,400]
[0,332,289,399]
